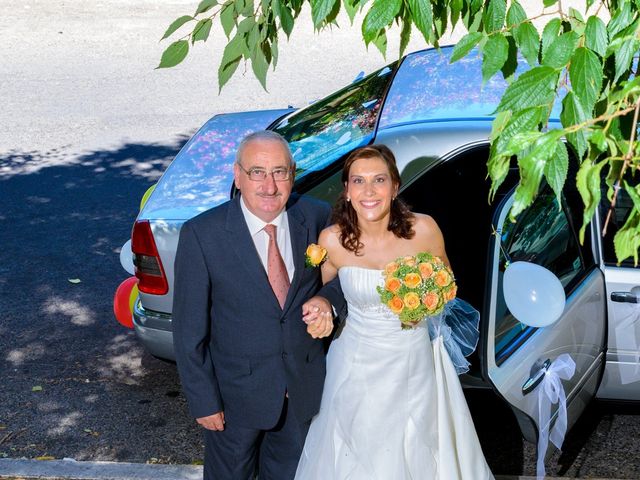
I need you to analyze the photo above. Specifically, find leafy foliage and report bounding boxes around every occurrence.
[159,0,640,264]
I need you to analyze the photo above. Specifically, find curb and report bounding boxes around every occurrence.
[0,459,626,480]
[0,459,202,480]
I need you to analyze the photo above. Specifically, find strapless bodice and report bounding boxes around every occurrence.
[338,266,427,341]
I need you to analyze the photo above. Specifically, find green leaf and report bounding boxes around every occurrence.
[510,131,564,218]
[590,128,607,152]
[543,0,557,6]
[576,158,607,242]
[541,18,562,59]
[195,0,218,14]
[157,40,189,69]
[614,38,638,82]
[503,131,543,156]
[271,40,279,67]
[542,31,579,68]
[450,0,463,26]
[614,214,640,265]
[192,18,213,43]
[483,0,506,33]
[607,0,633,39]
[161,15,194,40]
[32,386,43,392]
[311,0,339,27]
[561,91,589,159]
[506,0,526,27]
[489,107,546,198]
[514,22,540,67]
[371,28,388,56]
[450,32,483,62]
[482,33,509,82]
[363,0,401,39]
[220,3,236,38]
[407,0,433,43]
[569,47,603,115]
[280,6,294,36]
[496,66,558,113]
[344,0,359,23]
[251,46,269,90]
[568,7,585,35]
[544,140,569,206]
[585,16,607,58]
[399,17,412,57]
[218,34,243,90]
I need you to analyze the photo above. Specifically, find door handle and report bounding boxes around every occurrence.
[611,292,640,304]
[522,359,551,395]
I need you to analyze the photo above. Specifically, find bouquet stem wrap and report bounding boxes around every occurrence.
[534,353,576,479]
[428,298,480,375]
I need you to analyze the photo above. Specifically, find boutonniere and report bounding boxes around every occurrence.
[305,243,328,268]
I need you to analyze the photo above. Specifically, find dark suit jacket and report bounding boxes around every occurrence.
[173,194,343,430]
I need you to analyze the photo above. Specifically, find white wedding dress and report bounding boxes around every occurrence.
[295,266,494,480]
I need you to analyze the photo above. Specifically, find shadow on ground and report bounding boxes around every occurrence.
[0,138,204,463]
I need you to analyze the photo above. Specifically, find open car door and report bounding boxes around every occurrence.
[482,184,607,445]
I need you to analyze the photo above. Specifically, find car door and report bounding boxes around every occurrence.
[596,188,640,400]
[483,184,606,443]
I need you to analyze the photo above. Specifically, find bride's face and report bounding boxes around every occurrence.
[345,156,398,224]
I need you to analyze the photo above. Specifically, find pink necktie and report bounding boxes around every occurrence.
[264,224,290,308]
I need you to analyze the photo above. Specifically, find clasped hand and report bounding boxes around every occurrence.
[302,296,334,338]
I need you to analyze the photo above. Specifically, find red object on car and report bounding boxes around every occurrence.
[131,220,169,295]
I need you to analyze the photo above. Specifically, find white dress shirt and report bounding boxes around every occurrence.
[240,197,295,282]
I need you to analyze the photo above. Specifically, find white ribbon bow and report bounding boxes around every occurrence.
[535,353,576,479]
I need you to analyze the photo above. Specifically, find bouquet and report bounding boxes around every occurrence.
[377,252,457,329]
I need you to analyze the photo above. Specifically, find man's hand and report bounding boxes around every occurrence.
[197,411,225,431]
[302,296,334,339]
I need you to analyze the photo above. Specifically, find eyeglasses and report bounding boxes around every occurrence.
[238,163,293,182]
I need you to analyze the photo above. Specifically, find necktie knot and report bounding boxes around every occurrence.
[264,223,276,238]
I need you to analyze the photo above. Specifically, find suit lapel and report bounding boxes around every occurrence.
[283,201,309,314]
[225,196,280,308]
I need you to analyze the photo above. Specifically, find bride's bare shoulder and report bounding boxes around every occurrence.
[319,225,342,248]
[411,213,441,233]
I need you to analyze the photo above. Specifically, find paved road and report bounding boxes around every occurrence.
[0,0,639,478]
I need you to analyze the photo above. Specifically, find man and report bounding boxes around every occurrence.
[173,130,343,480]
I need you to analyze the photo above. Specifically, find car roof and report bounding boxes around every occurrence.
[378,46,561,130]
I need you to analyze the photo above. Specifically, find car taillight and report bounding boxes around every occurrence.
[131,220,169,295]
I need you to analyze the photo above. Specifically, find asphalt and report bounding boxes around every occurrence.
[0,459,628,480]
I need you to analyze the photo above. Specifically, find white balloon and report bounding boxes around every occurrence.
[503,261,566,328]
[119,239,135,275]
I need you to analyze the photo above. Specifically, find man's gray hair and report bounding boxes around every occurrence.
[235,130,293,165]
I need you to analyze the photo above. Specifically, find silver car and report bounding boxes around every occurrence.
[122,46,640,449]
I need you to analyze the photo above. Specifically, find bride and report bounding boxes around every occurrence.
[296,145,493,479]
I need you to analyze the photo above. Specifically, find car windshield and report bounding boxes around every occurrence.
[272,63,397,179]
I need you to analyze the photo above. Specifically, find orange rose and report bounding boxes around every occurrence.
[403,272,422,289]
[402,255,416,267]
[385,277,402,293]
[444,284,458,302]
[403,292,421,310]
[384,262,400,276]
[418,262,434,279]
[435,269,452,287]
[422,292,440,311]
[388,296,404,314]
[305,243,327,267]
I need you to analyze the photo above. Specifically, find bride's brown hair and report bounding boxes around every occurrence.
[332,145,415,255]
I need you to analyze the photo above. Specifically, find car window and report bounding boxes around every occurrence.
[494,187,586,364]
[600,187,637,267]
[273,63,397,180]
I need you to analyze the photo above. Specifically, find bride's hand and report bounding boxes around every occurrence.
[302,296,334,338]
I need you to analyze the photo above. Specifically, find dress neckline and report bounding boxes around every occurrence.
[339,265,384,273]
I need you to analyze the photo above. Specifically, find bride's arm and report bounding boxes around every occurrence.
[414,214,451,268]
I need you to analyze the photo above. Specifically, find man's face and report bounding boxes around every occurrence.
[233,139,294,222]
